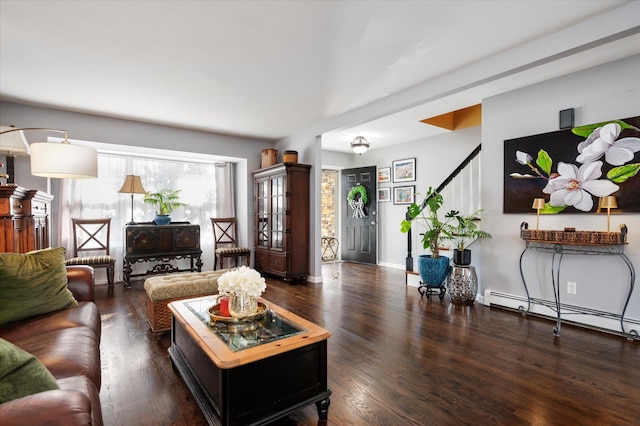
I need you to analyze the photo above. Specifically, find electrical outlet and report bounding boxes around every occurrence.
[567,281,577,295]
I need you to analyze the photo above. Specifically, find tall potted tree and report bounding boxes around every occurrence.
[401,187,456,288]
[143,189,185,225]
[450,211,492,266]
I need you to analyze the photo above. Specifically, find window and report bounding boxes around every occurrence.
[61,150,233,283]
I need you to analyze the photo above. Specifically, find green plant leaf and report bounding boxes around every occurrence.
[407,203,421,219]
[607,164,640,183]
[540,203,566,214]
[572,120,637,138]
[400,219,413,233]
[536,150,552,175]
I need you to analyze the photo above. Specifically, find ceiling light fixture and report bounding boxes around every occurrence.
[0,126,98,179]
[351,136,370,155]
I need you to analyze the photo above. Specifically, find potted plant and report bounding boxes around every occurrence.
[143,189,185,225]
[450,211,492,266]
[401,187,456,287]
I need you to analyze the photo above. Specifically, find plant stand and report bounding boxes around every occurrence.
[447,265,478,305]
[418,281,447,301]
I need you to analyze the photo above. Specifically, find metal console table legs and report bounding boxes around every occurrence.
[519,227,637,340]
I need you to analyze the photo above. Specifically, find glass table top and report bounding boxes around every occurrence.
[184,296,306,352]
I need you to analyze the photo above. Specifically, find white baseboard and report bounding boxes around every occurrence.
[484,289,640,339]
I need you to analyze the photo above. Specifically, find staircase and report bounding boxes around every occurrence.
[405,144,482,271]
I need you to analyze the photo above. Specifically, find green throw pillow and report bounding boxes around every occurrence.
[0,337,59,402]
[0,247,78,327]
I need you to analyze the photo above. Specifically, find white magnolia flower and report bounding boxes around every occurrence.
[217,266,266,298]
[542,161,618,211]
[576,122,640,165]
[515,150,532,165]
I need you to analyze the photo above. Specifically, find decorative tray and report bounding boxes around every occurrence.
[207,301,269,324]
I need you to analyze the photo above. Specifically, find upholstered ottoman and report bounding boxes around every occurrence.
[144,270,228,337]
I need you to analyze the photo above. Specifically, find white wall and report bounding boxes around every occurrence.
[0,101,275,253]
[481,55,640,327]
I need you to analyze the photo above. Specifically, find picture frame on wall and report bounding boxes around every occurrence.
[378,188,391,202]
[378,167,391,183]
[393,186,415,205]
[393,158,416,182]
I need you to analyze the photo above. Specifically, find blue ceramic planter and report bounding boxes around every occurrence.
[418,255,450,287]
[153,214,171,225]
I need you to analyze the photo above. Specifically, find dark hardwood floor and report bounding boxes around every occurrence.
[96,263,639,425]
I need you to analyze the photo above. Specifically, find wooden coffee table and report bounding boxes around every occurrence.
[168,295,331,426]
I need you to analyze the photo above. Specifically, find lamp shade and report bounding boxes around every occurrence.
[0,126,30,156]
[30,142,98,178]
[600,196,618,209]
[118,175,146,194]
[532,198,545,209]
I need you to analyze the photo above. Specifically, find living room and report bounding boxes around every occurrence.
[1,1,639,425]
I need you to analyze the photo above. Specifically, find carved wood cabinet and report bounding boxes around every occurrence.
[0,185,53,253]
[253,163,310,280]
[123,222,202,286]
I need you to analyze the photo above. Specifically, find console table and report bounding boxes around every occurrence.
[519,222,637,340]
[123,222,202,286]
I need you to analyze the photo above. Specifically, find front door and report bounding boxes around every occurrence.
[341,166,377,264]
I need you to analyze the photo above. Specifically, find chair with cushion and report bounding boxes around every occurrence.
[65,218,116,288]
[211,217,251,270]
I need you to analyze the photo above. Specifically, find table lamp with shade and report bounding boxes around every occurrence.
[600,195,618,232]
[532,198,545,230]
[118,175,147,224]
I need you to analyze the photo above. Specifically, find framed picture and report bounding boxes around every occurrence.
[378,188,391,202]
[378,167,391,183]
[504,115,640,213]
[393,158,416,182]
[393,186,415,205]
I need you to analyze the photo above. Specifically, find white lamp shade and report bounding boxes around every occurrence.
[0,126,31,156]
[30,142,98,178]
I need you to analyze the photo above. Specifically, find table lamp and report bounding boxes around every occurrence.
[532,198,545,230]
[600,195,617,232]
[118,175,147,224]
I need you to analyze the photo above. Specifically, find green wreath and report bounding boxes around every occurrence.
[347,185,368,205]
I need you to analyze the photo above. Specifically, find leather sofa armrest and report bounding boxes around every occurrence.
[0,389,95,426]
[66,265,95,302]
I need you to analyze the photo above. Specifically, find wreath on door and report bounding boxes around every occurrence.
[347,185,368,218]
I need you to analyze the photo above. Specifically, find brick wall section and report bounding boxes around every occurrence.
[321,170,337,238]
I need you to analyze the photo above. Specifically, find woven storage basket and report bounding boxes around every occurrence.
[145,291,214,337]
[521,229,625,245]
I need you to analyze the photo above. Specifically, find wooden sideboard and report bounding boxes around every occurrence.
[123,222,202,286]
[0,184,53,253]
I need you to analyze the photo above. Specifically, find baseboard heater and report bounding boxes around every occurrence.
[483,289,640,339]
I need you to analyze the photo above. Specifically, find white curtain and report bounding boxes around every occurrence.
[59,151,234,284]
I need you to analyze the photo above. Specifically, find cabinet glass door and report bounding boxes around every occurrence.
[270,175,284,250]
[256,178,269,247]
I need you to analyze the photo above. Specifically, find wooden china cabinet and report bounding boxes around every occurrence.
[253,163,310,281]
[0,184,53,253]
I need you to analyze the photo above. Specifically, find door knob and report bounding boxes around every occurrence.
[371,221,377,225]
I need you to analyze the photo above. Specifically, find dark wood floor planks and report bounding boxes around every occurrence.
[95,262,639,425]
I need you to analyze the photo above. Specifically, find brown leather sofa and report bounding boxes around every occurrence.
[0,265,103,426]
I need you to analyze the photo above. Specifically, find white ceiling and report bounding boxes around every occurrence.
[1,1,637,153]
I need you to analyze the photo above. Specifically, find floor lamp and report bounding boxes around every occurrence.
[118,175,146,224]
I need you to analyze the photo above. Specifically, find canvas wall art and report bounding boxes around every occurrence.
[504,116,640,213]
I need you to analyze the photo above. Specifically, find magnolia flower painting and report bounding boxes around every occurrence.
[504,116,640,214]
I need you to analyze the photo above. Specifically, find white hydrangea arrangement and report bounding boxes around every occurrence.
[217,266,266,298]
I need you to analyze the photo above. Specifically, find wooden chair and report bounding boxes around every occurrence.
[211,217,251,270]
[65,218,116,288]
